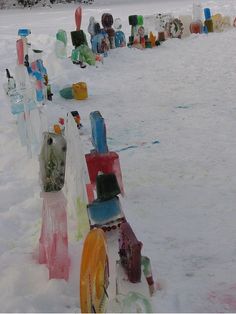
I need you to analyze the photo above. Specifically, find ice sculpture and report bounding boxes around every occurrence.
[64,112,90,239]
[55,29,67,59]
[38,132,69,280]
[80,228,109,313]
[101,13,115,49]
[114,18,126,48]
[38,190,69,280]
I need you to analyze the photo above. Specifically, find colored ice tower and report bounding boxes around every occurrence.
[16,28,31,66]
[72,6,86,47]
[85,111,126,231]
[90,22,109,56]
[38,132,69,280]
[114,18,126,48]
[85,111,124,195]
[15,30,41,155]
[71,10,96,66]
[28,49,52,103]
[101,13,115,49]
[128,15,143,46]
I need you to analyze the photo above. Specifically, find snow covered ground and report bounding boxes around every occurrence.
[1,0,236,312]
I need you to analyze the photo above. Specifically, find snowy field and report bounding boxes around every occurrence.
[1,0,236,312]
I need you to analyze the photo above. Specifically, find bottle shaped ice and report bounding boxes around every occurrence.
[204,7,213,32]
[190,0,203,34]
[114,18,126,48]
[55,29,67,59]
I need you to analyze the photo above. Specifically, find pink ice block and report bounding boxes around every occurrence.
[86,183,94,204]
[31,61,37,71]
[35,79,43,90]
[39,191,70,280]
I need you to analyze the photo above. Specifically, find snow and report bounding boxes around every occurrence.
[1,0,236,312]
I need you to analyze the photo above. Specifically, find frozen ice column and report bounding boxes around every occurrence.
[39,191,69,280]
[38,132,69,280]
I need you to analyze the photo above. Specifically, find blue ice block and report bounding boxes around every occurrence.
[204,8,211,20]
[87,196,122,224]
[18,29,31,37]
[90,111,108,153]
[9,91,37,114]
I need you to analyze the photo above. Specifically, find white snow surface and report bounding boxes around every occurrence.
[1,0,236,312]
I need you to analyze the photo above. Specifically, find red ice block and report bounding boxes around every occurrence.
[190,21,202,34]
[16,39,24,65]
[119,222,142,283]
[38,191,69,280]
[75,6,82,31]
[85,151,124,196]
